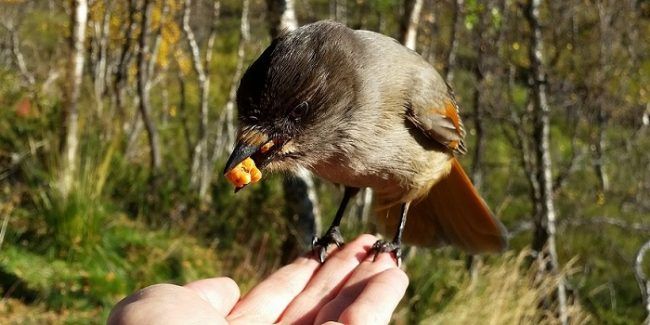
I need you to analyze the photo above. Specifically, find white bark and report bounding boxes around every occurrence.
[183,0,220,201]
[112,0,138,120]
[284,168,322,250]
[266,0,298,38]
[279,0,298,32]
[91,0,111,114]
[634,240,650,324]
[444,0,463,83]
[526,0,568,323]
[136,0,162,172]
[60,0,88,196]
[402,0,423,51]
[212,0,249,164]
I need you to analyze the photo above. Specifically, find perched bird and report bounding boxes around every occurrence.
[224,21,507,263]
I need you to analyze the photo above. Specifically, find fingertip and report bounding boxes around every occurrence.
[338,268,409,325]
[185,277,241,316]
[355,234,380,247]
[384,267,410,288]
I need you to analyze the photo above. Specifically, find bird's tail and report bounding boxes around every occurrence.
[375,159,507,253]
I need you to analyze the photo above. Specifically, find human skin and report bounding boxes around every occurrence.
[108,234,409,325]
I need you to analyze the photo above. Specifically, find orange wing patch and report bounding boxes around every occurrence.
[407,96,467,155]
[428,99,463,137]
[443,99,462,135]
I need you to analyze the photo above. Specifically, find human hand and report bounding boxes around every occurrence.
[108,234,408,324]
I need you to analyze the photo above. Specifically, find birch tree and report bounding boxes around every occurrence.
[330,0,347,25]
[444,0,463,83]
[525,0,568,323]
[60,0,88,197]
[182,0,220,201]
[212,0,249,163]
[136,0,162,173]
[112,0,138,121]
[399,0,423,51]
[469,3,487,190]
[89,0,111,115]
[266,0,298,38]
[592,0,614,194]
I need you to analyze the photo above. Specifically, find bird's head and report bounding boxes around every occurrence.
[223,22,360,182]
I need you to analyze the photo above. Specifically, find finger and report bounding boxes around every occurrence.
[314,252,397,323]
[338,268,409,325]
[184,277,240,316]
[108,284,227,325]
[279,234,377,324]
[227,255,320,324]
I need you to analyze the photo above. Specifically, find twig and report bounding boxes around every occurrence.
[0,208,10,251]
[635,240,650,324]
[561,217,650,234]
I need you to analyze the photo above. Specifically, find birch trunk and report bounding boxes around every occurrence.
[328,0,347,24]
[525,1,568,323]
[60,0,88,197]
[399,0,423,51]
[91,0,111,115]
[444,0,463,83]
[594,1,611,193]
[136,0,162,173]
[212,0,248,163]
[336,0,347,25]
[266,0,298,38]
[183,0,220,201]
[112,0,137,121]
[470,16,485,190]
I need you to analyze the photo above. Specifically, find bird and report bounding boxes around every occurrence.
[223,21,507,264]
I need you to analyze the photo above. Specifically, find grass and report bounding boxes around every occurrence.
[0,213,224,323]
[412,251,592,324]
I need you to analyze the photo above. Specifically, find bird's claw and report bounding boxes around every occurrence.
[371,240,402,267]
[311,226,345,263]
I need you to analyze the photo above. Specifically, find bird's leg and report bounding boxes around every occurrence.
[312,187,360,263]
[372,201,411,266]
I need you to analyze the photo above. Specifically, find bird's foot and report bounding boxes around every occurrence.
[371,240,402,266]
[311,226,345,263]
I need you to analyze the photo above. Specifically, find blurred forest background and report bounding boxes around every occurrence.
[0,0,649,323]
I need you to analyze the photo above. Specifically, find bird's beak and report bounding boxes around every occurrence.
[223,141,261,175]
[223,137,281,192]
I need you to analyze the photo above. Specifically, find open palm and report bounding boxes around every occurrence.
[108,234,408,324]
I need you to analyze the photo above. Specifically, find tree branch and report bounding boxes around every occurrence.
[634,240,650,323]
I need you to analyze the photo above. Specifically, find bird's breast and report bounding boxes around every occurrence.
[310,130,453,205]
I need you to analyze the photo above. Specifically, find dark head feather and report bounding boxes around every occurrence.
[236,21,361,140]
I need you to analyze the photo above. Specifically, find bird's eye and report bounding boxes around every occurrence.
[289,101,309,121]
[295,101,309,114]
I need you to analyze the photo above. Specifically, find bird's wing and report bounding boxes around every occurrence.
[405,83,467,155]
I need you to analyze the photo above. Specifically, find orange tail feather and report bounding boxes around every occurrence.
[375,159,507,253]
